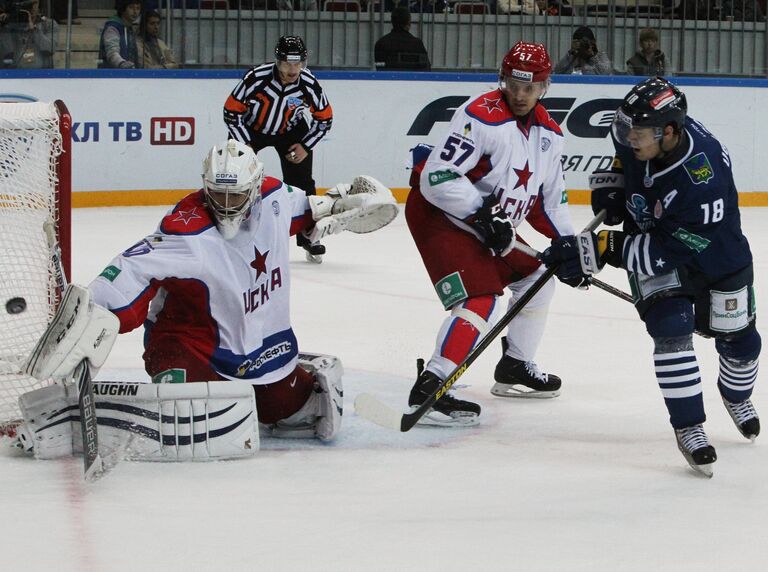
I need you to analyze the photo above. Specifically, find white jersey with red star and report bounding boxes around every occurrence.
[419,89,574,239]
[88,177,313,385]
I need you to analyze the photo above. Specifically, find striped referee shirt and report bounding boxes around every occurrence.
[224,63,333,150]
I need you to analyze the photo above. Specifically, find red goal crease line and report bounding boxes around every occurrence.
[70,189,768,208]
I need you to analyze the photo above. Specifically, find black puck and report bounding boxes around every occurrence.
[6,297,26,314]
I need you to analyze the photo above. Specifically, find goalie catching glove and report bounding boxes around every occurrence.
[307,175,398,242]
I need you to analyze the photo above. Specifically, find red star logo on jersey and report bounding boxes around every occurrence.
[479,97,504,114]
[173,207,202,225]
[250,247,269,280]
[513,161,533,191]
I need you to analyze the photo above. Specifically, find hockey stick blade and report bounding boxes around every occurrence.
[354,210,607,432]
[353,393,404,431]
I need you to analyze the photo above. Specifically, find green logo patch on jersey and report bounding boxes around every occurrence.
[561,190,568,204]
[428,170,460,186]
[672,228,711,252]
[152,368,187,384]
[99,265,121,282]
[435,271,468,309]
[684,152,714,185]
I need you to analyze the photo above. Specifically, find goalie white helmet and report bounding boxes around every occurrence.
[202,140,265,240]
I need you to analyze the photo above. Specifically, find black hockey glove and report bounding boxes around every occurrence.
[540,236,591,289]
[589,170,626,226]
[541,231,626,287]
[467,195,515,256]
[593,230,625,269]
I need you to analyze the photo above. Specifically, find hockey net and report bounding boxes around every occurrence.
[0,100,71,435]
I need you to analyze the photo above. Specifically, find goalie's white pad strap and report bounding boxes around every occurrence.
[267,352,343,441]
[24,284,119,381]
[17,381,259,461]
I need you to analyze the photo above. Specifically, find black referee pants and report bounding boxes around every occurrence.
[249,130,316,196]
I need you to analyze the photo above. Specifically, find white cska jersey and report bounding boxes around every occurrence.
[89,177,313,385]
[420,89,574,239]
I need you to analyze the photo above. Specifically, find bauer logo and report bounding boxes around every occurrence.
[150,117,195,145]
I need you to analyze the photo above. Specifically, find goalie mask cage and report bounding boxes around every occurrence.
[0,100,71,430]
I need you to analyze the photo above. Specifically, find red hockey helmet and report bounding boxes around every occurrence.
[500,41,552,84]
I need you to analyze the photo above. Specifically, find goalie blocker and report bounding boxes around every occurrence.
[16,353,344,461]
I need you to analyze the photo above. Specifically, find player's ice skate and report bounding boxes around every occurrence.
[722,397,760,441]
[492,354,561,399]
[297,232,325,264]
[674,424,717,478]
[408,362,480,427]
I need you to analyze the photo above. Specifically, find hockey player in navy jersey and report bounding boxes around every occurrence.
[406,41,576,426]
[542,77,760,477]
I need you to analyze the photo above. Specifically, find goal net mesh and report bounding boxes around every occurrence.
[0,102,64,427]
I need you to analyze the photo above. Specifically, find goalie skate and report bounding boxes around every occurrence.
[722,397,760,441]
[675,424,717,478]
[408,368,480,427]
[492,354,561,399]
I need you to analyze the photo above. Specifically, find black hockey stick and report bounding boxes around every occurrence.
[44,221,104,481]
[354,211,607,432]
[514,238,711,337]
[512,241,634,303]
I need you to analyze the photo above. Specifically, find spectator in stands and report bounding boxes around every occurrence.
[137,10,178,69]
[98,0,140,69]
[554,26,613,75]
[409,0,449,12]
[534,0,571,14]
[374,7,430,71]
[0,0,58,68]
[52,0,80,25]
[721,0,765,20]
[626,28,666,76]
[496,0,534,13]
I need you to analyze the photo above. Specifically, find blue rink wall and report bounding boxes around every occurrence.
[3,70,767,206]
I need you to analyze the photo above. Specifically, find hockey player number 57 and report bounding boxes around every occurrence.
[440,136,474,166]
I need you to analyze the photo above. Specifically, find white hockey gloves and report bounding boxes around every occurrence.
[307,175,398,242]
[16,380,259,461]
[24,284,119,382]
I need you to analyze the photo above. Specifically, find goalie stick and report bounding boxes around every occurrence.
[354,211,607,432]
[44,220,104,482]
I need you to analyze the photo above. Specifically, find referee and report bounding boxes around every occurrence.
[224,35,333,262]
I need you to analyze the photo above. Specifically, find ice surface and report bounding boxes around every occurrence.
[1,205,766,571]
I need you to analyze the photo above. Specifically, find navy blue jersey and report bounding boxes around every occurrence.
[613,116,752,279]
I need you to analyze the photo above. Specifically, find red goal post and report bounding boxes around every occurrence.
[0,100,71,433]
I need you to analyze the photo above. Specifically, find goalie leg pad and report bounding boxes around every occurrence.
[17,381,259,461]
[24,284,119,381]
[268,353,344,441]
